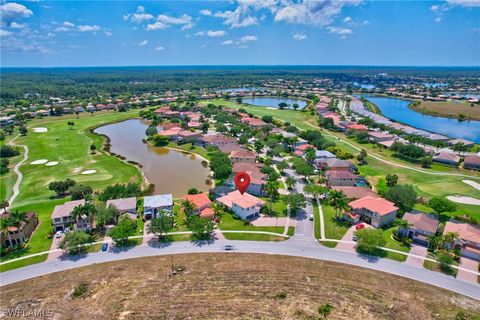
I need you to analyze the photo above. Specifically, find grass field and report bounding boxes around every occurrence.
[202,99,480,220]
[410,100,480,121]
[2,253,479,319]
[1,110,142,263]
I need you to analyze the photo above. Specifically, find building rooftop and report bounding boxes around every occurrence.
[106,197,137,211]
[51,200,85,219]
[403,211,439,234]
[443,220,480,243]
[349,196,398,216]
[144,194,173,208]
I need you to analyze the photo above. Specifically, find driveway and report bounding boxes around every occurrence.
[46,234,64,262]
[457,257,479,284]
[405,244,428,268]
[251,217,296,227]
[335,225,357,253]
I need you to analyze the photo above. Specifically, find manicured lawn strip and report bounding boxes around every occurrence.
[260,195,288,217]
[0,136,24,201]
[0,254,47,272]
[382,228,410,262]
[322,205,349,242]
[222,233,288,241]
[219,212,285,234]
[313,201,320,239]
[423,253,459,277]
[166,142,211,161]
[173,203,190,231]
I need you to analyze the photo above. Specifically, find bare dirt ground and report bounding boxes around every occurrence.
[1,253,479,320]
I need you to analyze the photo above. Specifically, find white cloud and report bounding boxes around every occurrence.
[123,6,154,24]
[78,25,101,32]
[63,21,75,28]
[199,9,212,16]
[214,10,258,28]
[206,30,227,37]
[240,35,257,42]
[194,31,206,36]
[104,31,112,36]
[343,16,352,23]
[0,2,33,26]
[0,29,11,37]
[292,31,307,40]
[155,46,165,51]
[10,21,25,29]
[138,40,148,46]
[430,5,440,11]
[446,0,480,7]
[327,26,353,35]
[2,38,49,53]
[435,16,443,22]
[147,13,193,31]
[55,26,70,32]
[275,0,362,26]
[221,39,234,45]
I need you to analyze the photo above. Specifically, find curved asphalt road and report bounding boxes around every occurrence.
[1,238,479,300]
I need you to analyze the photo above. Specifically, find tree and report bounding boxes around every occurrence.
[420,156,432,168]
[182,199,196,216]
[7,210,28,227]
[235,97,243,104]
[145,125,158,137]
[67,121,75,130]
[18,126,27,136]
[188,188,200,195]
[277,160,288,174]
[149,134,169,146]
[0,200,9,212]
[355,228,386,254]
[428,197,457,214]
[108,217,137,246]
[149,212,174,240]
[265,181,280,212]
[90,144,97,154]
[48,178,76,197]
[70,184,93,200]
[94,203,117,230]
[327,190,348,218]
[295,163,314,179]
[254,140,264,153]
[0,145,20,158]
[0,158,8,174]
[59,231,91,255]
[187,215,214,240]
[285,176,296,190]
[304,184,328,200]
[278,102,288,109]
[357,149,367,165]
[285,193,306,216]
[305,147,316,164]
[385,174,398,187]
[384,184,417,213]
[72,202,96,224]
[318,303,334,319]
[436,250,454,273]
[0,218,13,248]
[209,151,232,180]
[292,103,300,111]
[200,122,209,134]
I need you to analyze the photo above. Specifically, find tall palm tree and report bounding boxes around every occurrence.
[72,202,96,224]
[181,200,196,216]
[285,176,296,190]
[441,231,460,249]
[0,217,13,248]
[7,210,28,227]
[265,181,279,212]
[328,190,349,218]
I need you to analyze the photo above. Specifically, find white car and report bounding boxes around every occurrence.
[54,231,63,239]
[309,214,314,221]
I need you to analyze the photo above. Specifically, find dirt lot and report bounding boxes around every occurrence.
[1,253,479,320]
[411,100,480,121]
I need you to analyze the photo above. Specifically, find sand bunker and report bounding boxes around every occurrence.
[33,127,48,133]
[81,170,97,175]
[45,161,59,166]
[31,159,48,165]
[447,196,480,206]
[463,180,480,191]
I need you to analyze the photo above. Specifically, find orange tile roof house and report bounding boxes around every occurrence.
[51,199,86,231]
[217,191,265,220]
[229,150,257,164]
[443,220,480,261]
[182,193,214,220]
[347,196,398,228]
[197,134,237,148]
[241,117,268,128]
[399,211,439,245]
[464,155,480,171]
[0,212,38,248]
[331,186,379,200]
[232,162,266,196]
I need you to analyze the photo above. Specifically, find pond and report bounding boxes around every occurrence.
[360,95,480,143]
[94,119,212,197]
[241,97,308,109]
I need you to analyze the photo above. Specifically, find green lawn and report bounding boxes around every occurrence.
[218,211,287,234]
[260,195,288,217]
[321,205,349,243]
[223,229,292,241]
[166,141,211,161]
[1,110,142,264]
[313,200,321,239]
[382,227,410,262]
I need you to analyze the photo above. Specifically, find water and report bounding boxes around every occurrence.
[361,95,480,143]
[242,97,308,109]
[94,119,211,197]
[423,83,448,88]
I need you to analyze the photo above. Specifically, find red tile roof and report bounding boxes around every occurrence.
[349,196,398,216]
[183,193,211,210]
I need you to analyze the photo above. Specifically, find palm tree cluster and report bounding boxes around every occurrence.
[0,210,29,248]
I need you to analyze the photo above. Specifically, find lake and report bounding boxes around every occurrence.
[94,119,212,197]
[242,97,308,109]
[361,95,480,143]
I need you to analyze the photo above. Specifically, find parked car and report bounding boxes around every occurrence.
[55,231,63,239]
[309,214,314,221]
[64,227,70,233]
[352,235,358,241]
[102,243,109,252]
[224,244,234,251]
[355,223,365,230]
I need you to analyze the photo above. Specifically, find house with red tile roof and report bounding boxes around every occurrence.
[399,210,439,246]
[216,191,265,220]
[241,117,268,128]
[159,123,182,131]
[229,150,257,164]
[197,134,237,148]
[331,186,379,200]
[232,162,266,196]
[182,193,214,220]
[443,220,480,261]
[464,155,480,171]
[0,212,38,248]
[344,123,367,132]
[346,196,398,228]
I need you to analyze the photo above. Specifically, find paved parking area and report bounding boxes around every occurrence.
[457,257,479,284]
[405,244,428,268]
[46,234,64,261]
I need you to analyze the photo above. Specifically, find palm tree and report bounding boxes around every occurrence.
[441,231,459,249]
[181,200,196,216]
[72,202,96,224]
[265,181,279,212]
[0,217,13,248]
[211,202,223,220]
[285,176,296,190]
[327,191,349,219]
[7,210,28,227]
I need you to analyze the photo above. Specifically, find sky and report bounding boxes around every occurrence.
[0,0,479,67]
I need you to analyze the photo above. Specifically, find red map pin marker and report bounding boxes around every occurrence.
[234,172,250,195]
